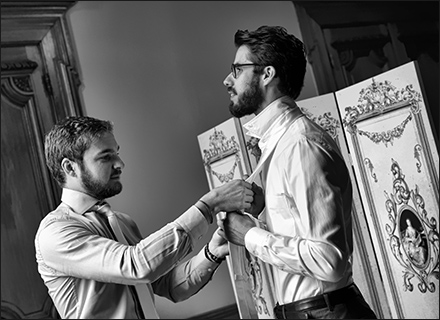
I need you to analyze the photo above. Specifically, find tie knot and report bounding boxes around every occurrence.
[92,201,113,217]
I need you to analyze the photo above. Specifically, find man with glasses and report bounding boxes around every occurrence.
[218,25,377,319]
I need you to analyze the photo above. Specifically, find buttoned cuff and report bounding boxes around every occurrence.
[174,205,209,243]
[193,246,221,273]
[244,226,270,256]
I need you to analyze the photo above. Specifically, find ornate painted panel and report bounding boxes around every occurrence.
[295,93,389,318]
[335,61,439,319]
[197,118,276,319]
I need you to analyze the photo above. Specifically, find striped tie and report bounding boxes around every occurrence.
[94,202,159,319]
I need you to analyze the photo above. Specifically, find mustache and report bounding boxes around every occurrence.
[112,168,122,176]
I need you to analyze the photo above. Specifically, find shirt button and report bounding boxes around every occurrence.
[208,268,212,272]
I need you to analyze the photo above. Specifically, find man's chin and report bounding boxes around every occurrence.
[101,182,123,199]
[112,182,123,195]
[229,104,243,118]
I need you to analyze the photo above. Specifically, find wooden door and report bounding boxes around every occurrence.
[1,2,84,318]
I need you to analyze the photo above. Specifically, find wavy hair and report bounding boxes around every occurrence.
[234,25,307,99]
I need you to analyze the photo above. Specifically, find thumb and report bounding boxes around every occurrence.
[217,228,226,240]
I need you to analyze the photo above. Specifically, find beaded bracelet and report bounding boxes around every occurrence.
[204,243,225,264]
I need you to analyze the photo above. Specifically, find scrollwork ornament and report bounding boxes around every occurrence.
[414,144,423,173]
[300,107,340,140]
[342,79,422,147]
[202,128,242,184]
[246,137,261,163]
[208,153,240,184]
[244,252,269,315]
[384,159,439,293]
[364,158,378,183]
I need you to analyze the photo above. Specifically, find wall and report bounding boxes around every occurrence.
[67,1,318,318]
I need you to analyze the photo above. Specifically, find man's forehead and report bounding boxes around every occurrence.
[86,132,119,154]
[234,45,251,62]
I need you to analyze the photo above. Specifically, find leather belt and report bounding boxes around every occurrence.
[274,284,358,317]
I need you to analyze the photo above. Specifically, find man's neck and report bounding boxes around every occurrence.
[255,92,287,115]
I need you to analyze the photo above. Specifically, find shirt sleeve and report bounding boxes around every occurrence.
[36,204,210,285]
[151,246,221,302]
[244,137,351,283]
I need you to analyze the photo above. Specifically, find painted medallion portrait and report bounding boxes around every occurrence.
[399,209,428,267]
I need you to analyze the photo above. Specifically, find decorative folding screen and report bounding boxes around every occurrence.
[197,61,438,319]
[295,93,388,317]
[197,118,276,319]
[335,61,439,319]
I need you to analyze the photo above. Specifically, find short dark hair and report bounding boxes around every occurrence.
[234,25,307,99]
[44,116,113,186]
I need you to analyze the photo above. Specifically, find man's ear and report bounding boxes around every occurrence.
[61,158,77,177]
[262,66,277,84]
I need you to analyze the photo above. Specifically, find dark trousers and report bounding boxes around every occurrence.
[274,284,377,319]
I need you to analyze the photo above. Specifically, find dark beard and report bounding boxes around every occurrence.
[80,163,122,200]
[228,74,264,118]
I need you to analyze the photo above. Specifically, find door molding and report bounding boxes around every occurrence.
[1,2,84,318]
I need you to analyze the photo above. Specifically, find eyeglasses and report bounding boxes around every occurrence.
[230,63,261,79]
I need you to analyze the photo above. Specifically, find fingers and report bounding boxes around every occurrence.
[238,180,254,209]
[217,228,226,240]
[217,211,226,221]
[243,181,253,191]
[215,226,227,241]
[217,216,224,231]
[243,195,254,209]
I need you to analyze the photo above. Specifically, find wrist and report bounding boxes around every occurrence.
[204,243,225,264]
[195,200,213,224]
[199,192,219,215]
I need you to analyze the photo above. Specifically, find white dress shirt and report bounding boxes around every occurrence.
[35,188,220,318]
[243,96,354,305]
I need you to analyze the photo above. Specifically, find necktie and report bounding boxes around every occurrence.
[94,202,159,319]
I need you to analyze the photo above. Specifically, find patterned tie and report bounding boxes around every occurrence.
[94,202,159,319]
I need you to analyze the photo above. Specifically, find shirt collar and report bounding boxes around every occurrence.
[243,95,298,139]
[61,188,100,215]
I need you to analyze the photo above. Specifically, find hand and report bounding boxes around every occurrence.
[247,182,265,218]
[200,179,254,215]
[217,211,256,247]
[208,227,229,259]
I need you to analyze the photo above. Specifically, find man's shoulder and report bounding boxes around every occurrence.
[38,203,84,232]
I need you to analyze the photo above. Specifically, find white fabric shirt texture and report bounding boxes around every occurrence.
[35,188,220,319]
[243,96,354,305]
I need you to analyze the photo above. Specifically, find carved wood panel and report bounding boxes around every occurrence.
[1,63,58,319]
[1,2,83,318]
